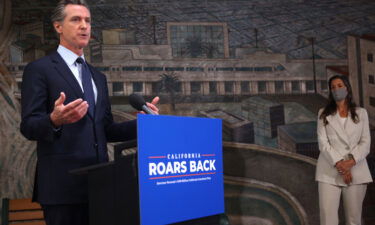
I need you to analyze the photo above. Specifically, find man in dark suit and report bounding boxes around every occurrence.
[20,1,159,224]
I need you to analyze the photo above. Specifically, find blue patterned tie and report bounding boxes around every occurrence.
[76,57,95,117]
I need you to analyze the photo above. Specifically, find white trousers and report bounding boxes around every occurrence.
[318,182,367,225]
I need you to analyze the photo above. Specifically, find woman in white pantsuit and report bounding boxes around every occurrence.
[316,75,373,225]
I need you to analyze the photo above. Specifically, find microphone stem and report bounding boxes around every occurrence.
[142,105,156,115]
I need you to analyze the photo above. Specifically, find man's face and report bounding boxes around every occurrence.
[54,4,91,54]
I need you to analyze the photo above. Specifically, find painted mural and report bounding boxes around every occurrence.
[1,0,375,224]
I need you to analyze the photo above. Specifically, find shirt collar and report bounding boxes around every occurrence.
[57,45,86,66]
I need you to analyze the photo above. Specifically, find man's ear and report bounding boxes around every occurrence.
[53,21,63,34]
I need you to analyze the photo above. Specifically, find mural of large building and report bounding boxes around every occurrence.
[8,25,347,99]
[200,109,255,144]
[278,121,319,158]
[348,34,375,126]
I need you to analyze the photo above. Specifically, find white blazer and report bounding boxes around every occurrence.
[316,107,373,186]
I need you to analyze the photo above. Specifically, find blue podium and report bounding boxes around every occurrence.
[72,115,224,225]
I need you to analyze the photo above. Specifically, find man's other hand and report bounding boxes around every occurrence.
[144,96,160,115]
[50,92,89,127]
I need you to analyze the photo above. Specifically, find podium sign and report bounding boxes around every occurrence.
[137,115,224,225]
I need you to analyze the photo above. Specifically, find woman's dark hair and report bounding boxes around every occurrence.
[320,75,359,125]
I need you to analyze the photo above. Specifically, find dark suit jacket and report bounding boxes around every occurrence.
[20,51,137,205]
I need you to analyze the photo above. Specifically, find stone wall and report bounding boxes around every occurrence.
[0,0,36,221]
[223,142,319,225]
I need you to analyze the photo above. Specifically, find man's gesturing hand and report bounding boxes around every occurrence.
[50,92,89,127]
[146,96,160,115]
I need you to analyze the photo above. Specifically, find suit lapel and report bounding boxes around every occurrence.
[50,52,104,121]
[88,64,103,121]
[50,52,84,99]
[326,113,350,145]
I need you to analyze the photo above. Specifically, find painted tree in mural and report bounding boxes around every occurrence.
[182,36,220,58]
[157,72,180,111]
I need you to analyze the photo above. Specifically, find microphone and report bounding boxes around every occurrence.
[129,93,156,115]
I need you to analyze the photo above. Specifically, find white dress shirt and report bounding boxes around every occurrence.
[57,45,97,102]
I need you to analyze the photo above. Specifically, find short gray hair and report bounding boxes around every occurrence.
[51,0,90,23]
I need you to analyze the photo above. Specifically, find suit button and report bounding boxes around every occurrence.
[94,143,98,148]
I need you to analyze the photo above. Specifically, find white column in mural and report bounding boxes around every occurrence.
[202,81,210,95]
[108,82,113,96]
[234,81,241,95]
[217,81,225,95]
[267,81,275,94]
[251,81,258,95]
[125,82,132,96]
[184,81,191,95]
[301,81,306,94]
[285,81,292,94]
[144,82,152,96]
